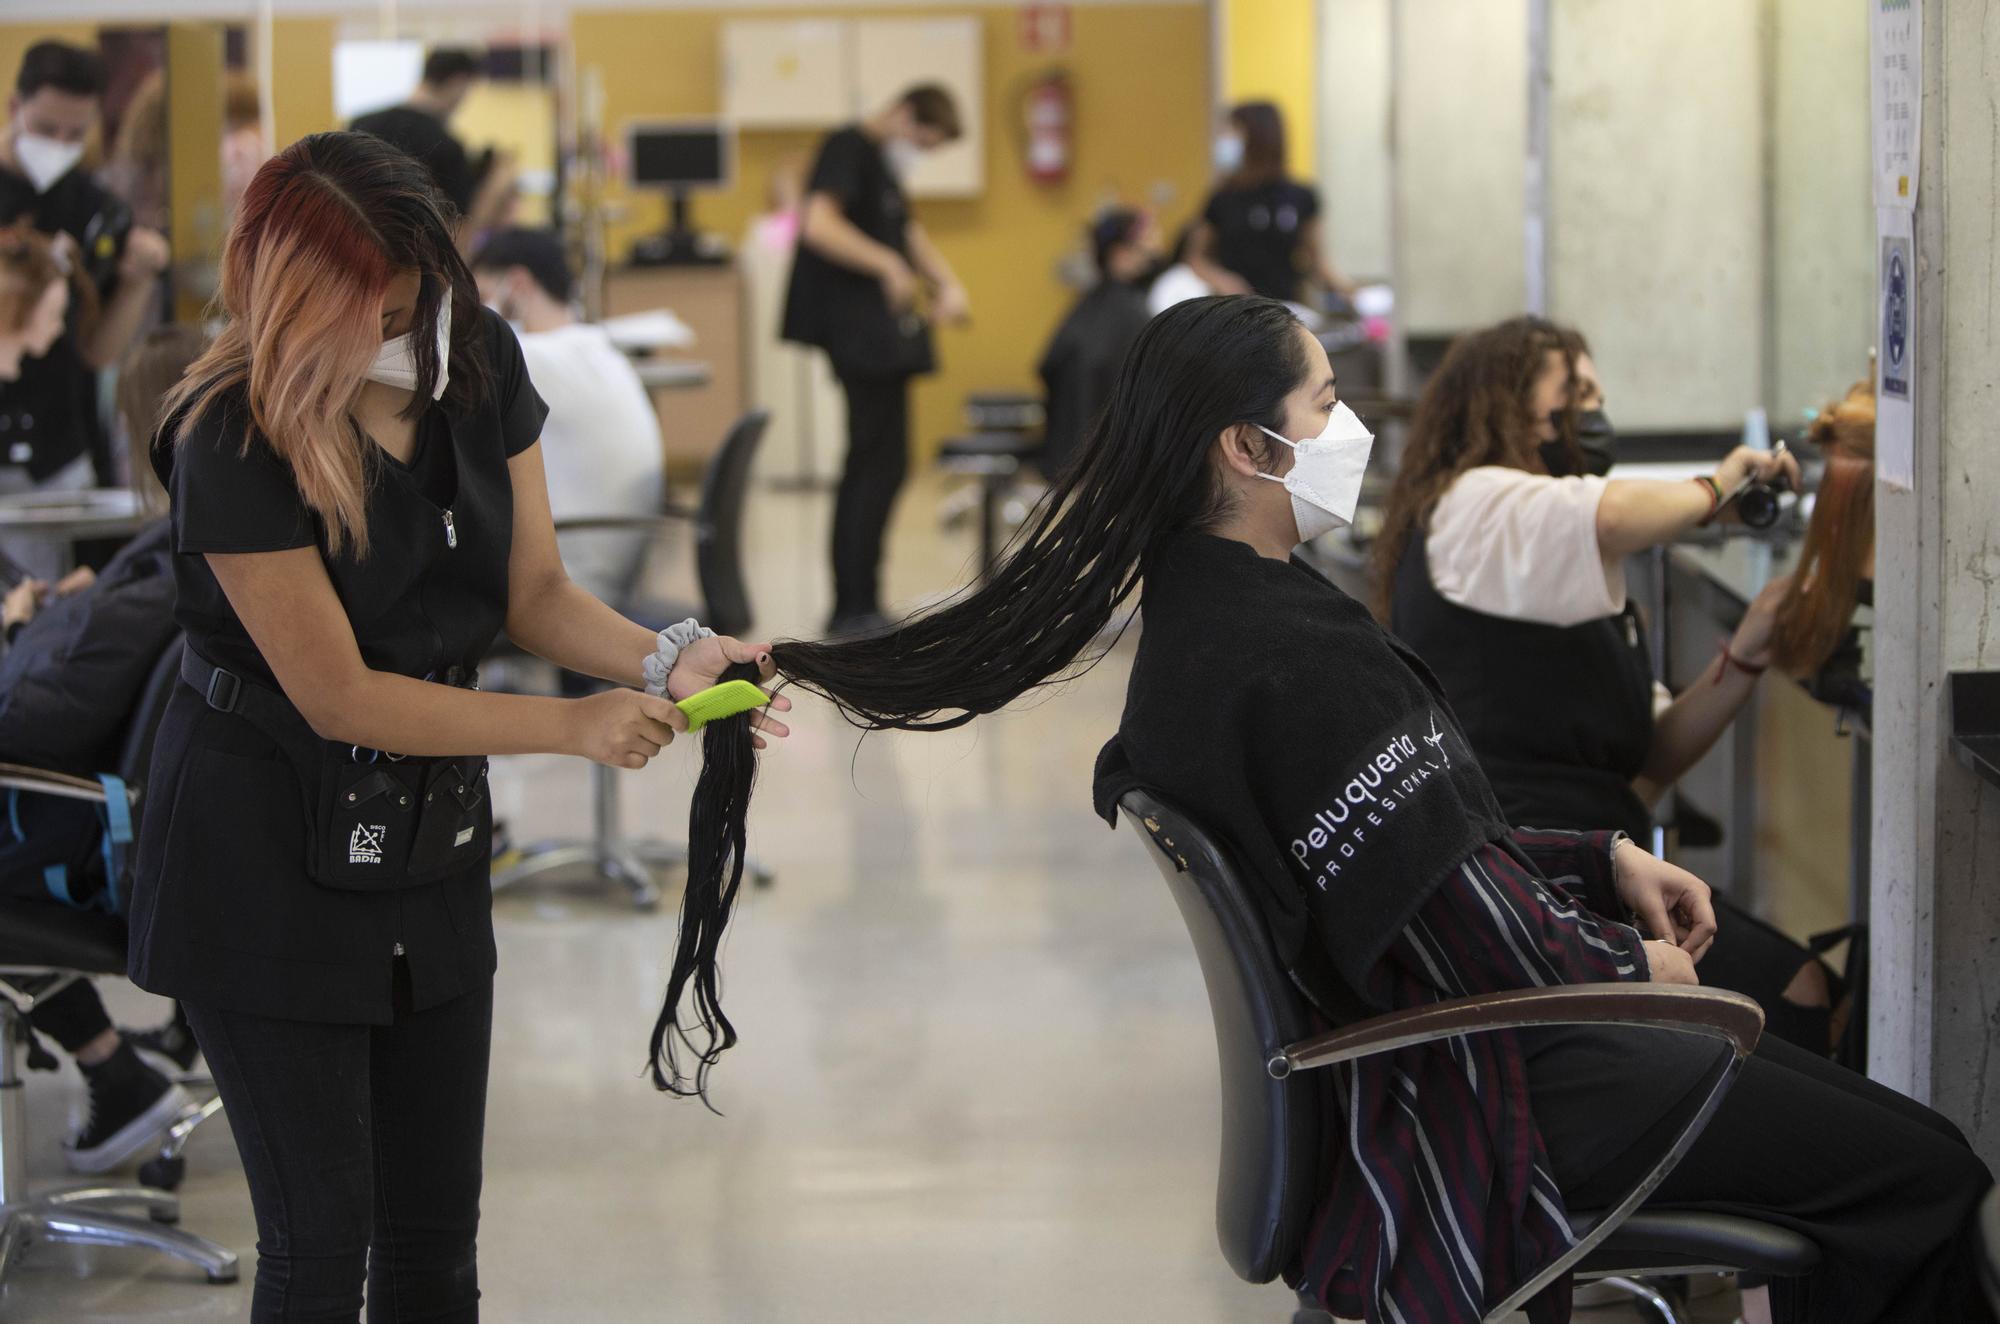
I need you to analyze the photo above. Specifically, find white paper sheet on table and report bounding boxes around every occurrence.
[599,309,697,352]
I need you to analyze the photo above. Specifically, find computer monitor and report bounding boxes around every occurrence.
[626,122,734,265]
[628,122,732,191]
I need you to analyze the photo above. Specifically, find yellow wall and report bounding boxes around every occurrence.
[1221,0,1316,177]
[572,3,1213,459]
[269,18,338,148]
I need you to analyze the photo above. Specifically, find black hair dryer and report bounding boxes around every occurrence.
[1733,442,1791,530]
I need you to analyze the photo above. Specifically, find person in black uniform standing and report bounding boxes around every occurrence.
[0,41,170,574]
[130,132,788,1321]
[782,84,971,636]
[1188,101,1353,306]
[351,48,513,253]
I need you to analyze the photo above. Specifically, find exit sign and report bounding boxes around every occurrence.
[1021,5,1072,55]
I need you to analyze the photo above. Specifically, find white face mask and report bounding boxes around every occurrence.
[884,138,922,178]
[1254,401,1376,544]
[1213,133,1245,174]
[14,133,84,193]
[367,297,452,400]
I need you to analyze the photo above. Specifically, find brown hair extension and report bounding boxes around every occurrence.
[1770,381,1876,676]
[1370,315,1590,617]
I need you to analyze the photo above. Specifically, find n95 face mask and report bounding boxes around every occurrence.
[1254,400,1376,544]
[367,297,452,400]
[13,133,84,193]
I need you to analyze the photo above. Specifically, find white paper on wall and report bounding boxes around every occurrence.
[1875,205,1915,493]
[1870,0,1921,211]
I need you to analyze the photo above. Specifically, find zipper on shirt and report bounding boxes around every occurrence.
[441,509,458,549]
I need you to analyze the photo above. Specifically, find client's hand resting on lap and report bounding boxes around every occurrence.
[1612,837,1718,978]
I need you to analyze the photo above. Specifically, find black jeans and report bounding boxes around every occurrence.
[184,968,493,1323]
[1529,1025,1994,1324]
[831,371,911,620]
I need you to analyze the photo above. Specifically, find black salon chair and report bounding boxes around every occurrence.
[1116,789,1819,1324]
[937,391,1045,584]
[492,410,770,910]
[0,637,237,1288]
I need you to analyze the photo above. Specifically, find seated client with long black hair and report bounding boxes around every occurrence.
[663,296,1992,1324]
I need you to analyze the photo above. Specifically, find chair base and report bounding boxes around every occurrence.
[494,838,775,911]
[495,841,664,911]
[0,1187,239,1284]
[1293,1273,1699,1323]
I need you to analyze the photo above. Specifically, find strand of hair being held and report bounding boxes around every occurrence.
[648,660,763,1107]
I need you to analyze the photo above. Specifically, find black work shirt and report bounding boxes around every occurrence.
[351,105,476,214]
[780,126,912,377]
[0,164,128,479]
[128,307,548,1023]
[1203,178,1319,303]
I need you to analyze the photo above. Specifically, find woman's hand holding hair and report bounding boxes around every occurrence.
[1641,940,1700,986]
[1612,837,1718,961]
[571,689,687,770]
[1726,574,1795,672]
[668,635,793,750]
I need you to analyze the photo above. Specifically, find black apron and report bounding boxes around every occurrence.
[1390,532,1656,841]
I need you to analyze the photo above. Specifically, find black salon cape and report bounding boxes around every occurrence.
[1094,531,1512,1017]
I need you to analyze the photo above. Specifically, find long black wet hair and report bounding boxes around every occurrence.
[650,296,1313,1100]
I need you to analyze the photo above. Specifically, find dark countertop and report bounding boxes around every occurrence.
[1949,672,2000,789]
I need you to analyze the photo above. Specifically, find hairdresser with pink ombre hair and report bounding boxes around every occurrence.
[126,132,788,1322]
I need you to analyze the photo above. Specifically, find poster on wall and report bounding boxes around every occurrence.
[1875,205,1915,492]
[1871,0,1921,210]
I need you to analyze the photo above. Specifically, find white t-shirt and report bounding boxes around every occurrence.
[515,323,665,603]
[1147,263,1213,316]
[1425,465,1625,626]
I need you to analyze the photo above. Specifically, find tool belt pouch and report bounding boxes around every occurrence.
[404,757,491,881]
[310,753,489,891]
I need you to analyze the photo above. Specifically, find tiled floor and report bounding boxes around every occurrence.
[2,474,1730,1322]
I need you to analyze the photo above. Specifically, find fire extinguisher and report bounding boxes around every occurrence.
[1022,70,1072,185]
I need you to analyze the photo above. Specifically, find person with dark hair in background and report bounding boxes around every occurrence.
[782,83,972,636]
[1188,101,1353,306]
[1035,207,1162,480]
[0,40,171,574]
[473,227,662,604]
[351,48,512,252]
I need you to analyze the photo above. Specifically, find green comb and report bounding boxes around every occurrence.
[676,679,771,733]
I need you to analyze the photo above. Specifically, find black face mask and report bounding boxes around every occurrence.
[1539,408,1617,478]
